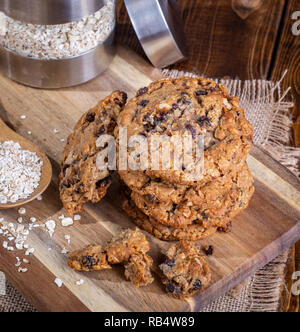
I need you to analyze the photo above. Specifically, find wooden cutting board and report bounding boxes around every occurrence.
[0,46,299,312]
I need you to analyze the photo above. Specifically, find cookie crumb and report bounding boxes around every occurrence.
[61,247,69,254]
[217,221,232,233]
[204,245,214,256]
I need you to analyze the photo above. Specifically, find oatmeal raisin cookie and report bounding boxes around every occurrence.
[59,91,127,216]
[159,241,211,299]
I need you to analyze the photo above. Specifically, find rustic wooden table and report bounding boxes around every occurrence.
[117,0,300,312]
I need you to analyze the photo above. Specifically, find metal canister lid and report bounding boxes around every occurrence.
[124,0,188,68]
[0,0,106,25]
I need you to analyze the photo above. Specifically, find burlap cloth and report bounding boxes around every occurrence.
[0,72,299,312]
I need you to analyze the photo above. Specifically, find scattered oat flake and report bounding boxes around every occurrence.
[16,243,23,250]
[76,279,84,286]
[64,234,71,244]
[18,267,28,273]
[54,278,63,288]
[61,217,73,227]
[61,248,69,254]
[45,219,56,237]
[25,248,35,256]
[36,195,43,201]
[15,257,21,267]
[18,208,26,215]
[20,115,26,119]
[74,215,81,221]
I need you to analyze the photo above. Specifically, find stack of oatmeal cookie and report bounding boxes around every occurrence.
[59,77,255,242]
[117,77,255,241]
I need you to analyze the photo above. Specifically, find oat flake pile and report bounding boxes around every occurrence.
[0,141,43,204]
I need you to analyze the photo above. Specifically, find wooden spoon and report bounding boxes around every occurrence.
[0,118,52,209]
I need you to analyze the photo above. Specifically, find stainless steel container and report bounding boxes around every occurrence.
[0,0,116,88]
[0,0,106,25]
[0,0,187,89]
[0,31,115,89]
[125,0,187,68]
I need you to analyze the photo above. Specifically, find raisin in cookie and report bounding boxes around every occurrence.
[59,91,127,216]
[159,241,211,299]
[116,77,253,186]
[130,164,254,228]
[106,227,150,264]
[68,245,111,272]
[124,253,154,287]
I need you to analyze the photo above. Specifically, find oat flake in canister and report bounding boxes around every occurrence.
[0,141,43,204]
[0,0,115,60]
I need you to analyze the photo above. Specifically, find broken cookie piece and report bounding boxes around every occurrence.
[59,90,127,216]
[68,245,111,272]
[106,227,150,264]
[159,241,211,299]
[67,228,153,288]
[124,253,154,287]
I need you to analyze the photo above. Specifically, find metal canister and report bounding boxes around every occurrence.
[0,0,188,89]
[0,0,116,88]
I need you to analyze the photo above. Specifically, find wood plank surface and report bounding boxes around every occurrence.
[271,0,300,116]
[268,0,300,311]
[117,0,285,79]
[270,0,300,145]
[0,45,299,312]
